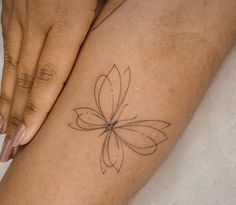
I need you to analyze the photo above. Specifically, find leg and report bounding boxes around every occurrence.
[0,0,235,204]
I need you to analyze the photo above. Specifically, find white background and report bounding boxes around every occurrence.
[0,4,236,205]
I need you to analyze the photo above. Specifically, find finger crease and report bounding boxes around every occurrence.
[4,54,18,71]
[9,116,22,128]
[17,73,34,94]
[25,102,38,114]
[0,95,12,105]
[36,66,57,85]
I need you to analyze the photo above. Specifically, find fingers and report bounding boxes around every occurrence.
[0,20,22,133]
[5,30,46,138]
[0,1,97,159]
[20,26,84,145]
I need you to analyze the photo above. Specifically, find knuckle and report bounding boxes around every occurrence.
[25,102,39,116]
[16,73,34,94]
[4,53,18,72]
[0,94,12,105]
[25,101,50,118]
[35,63,57,86]
[8,115,22,128]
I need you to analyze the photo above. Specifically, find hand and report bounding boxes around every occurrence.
[0,0,98,161]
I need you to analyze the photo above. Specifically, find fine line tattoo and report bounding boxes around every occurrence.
[68,65,171,174]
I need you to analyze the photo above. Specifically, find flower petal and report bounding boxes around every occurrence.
[68,107,106,131]
[94,65,131,122]
[114,121,168,155]
[118,120,171,129]
[100,131,124,173]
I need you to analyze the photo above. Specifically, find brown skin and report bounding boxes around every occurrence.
[0,0,98,145]
[0,0,236,204]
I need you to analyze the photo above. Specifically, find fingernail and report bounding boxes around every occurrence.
[0,124,25,162]
[11,124,26,147]
[0,137,13,162]
[0,115,4,133]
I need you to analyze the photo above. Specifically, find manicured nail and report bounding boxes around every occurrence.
[11,124,26,147]
[0,124,25,162]
[0,137,13,162]
[0,115,4,133]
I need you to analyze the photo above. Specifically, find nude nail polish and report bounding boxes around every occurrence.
[0,115,4,133]
[11,124,26,147]
[0,124,25,162]
[0,137,13,162]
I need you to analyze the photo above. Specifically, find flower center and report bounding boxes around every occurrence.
[107,121,118,131]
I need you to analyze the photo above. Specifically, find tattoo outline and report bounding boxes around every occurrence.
[68,65,171,174]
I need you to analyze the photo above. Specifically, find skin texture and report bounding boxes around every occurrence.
[0,0,98,150]
[0,0,236,204]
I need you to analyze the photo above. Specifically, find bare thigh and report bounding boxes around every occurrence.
[0,0,235,204]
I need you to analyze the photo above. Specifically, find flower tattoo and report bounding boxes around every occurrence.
[68,65,171,174]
